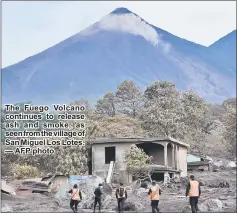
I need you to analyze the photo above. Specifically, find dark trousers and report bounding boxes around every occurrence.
[189,197,198,213]
[70,199,79,212]
[94,197,102,212]
[151,200,159,213]
[117,198,125,213]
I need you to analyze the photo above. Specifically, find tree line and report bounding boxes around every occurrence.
[1,80,236,178]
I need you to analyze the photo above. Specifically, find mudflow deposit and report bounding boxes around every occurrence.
[1,164,236,213]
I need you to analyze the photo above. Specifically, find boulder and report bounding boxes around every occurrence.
[200,199,223,211]
[77,176,111,209]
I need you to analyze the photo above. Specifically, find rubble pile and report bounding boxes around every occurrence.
[54,181,71,207]
[192,171,235,189]
[201,199,223,211]
[78,176,109,209]
[1,168,236,212]
[182,198,224,212]
[52,170,236,212]
[54,175,113,210]
[208,181,230,188]
[160,177,189,190]
[212,158,236,170]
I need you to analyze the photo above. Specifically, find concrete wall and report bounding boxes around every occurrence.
[92,140,189,182]
[92,142,132,181]
[178,146,188,177]
[167,143,173,167]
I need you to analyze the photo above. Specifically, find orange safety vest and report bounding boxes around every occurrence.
[188,180,199,197]
[71,188,80,200]
[150,185,160,200]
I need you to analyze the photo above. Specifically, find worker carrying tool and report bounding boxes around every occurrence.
[68,184,82,213]
[93,183,103,213]
[148,181,162,213]
[186,174,201,213]
[115,183,127,213]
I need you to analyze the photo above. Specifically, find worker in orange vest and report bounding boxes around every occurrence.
[186,175,201,213]
[68,184,82,213]
[148,181,162,213]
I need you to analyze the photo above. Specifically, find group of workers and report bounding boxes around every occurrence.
[68,174,201,213]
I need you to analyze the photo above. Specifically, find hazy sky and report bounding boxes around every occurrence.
[2,1,236,68]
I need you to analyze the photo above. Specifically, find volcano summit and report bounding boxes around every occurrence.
[2,7,236,104]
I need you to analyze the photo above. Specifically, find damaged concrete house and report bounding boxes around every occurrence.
[91,137,190,183]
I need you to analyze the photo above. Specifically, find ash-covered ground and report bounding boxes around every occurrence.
[2,170,236,212]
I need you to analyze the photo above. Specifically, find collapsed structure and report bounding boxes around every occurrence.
[91,137,190,183]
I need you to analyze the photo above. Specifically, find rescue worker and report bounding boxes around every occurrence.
[115,183,127,213]
[68,184,82,213]
[93,183,103,213]
[186,174,201,213]
[148,181,162,213]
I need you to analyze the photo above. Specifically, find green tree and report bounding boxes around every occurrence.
[222,98,236,157]
[181,90,213,151]
[141,81,186,139]
[115,80,143,118]
[124,144,152,181]
[93,116,145,138]
[95,92,116,117]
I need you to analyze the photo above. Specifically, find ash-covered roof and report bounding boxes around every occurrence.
[187,154,201,162]
[187,154,210,165]
[91,136,189,148]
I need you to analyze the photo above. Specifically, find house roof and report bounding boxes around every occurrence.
[91,136,190,148]
[187,154,210,165]
[187,154,201,163]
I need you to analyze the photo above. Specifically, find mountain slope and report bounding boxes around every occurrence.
[2,8,236,105]
[208,30,236,72]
